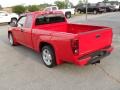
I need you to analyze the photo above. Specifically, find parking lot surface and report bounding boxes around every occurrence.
[0,12,120,90]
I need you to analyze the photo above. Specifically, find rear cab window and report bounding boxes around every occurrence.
[52,7,57,10]
[35,13,65,25]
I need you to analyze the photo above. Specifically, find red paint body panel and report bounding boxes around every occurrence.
[8,11,113,66]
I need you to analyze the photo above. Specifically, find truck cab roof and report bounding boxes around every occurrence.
[21,11,64,16]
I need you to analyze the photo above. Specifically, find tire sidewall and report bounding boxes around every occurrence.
[41,46,56,68]
[65,12,71,18]
[11,18,17,24]
[9,33,14,46]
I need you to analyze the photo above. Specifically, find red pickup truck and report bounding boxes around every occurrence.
[8,11,113,68]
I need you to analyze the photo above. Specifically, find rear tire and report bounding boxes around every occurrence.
[77,10,81,14]
[93,10,97,14]
[10,18,17,24]
[65,12,71,18]
[41,46,56,68]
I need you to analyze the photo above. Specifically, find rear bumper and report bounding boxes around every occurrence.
[74,46,113,66]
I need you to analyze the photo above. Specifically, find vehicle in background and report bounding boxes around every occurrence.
[8,11,113,68]
[105,3,116,12]
[113,4,120,11]
[0,11,19,24]
[43,6,75,18]
[119,5,120,11]
[107,5,116,12]
[106,1,120,11]
[76,3,106,14]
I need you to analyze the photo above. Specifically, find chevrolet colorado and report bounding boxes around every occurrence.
[8,11,113,68]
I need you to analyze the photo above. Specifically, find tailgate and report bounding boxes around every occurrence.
[78,28,112,56]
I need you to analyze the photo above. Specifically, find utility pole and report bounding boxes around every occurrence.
[85,0,88,20]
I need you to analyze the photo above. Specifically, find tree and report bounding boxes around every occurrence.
[54,1,67,9]
[78,0,83,4]
[12,5,26,14]
[27,5,39,12]
[103,0,109,3]
[69,2,74,8]
[78,0,86,4]
[39,3,51,10]
[65,0,74,8]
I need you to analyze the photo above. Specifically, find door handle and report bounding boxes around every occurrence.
[96,34,101,38]
[21,28,24,32]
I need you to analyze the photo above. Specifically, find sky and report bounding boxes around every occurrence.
[0,0,120,7]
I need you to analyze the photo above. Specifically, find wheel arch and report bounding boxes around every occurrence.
[65,11,71,15]
[11,17,17,20]
[65,11,71,18]
[39,42,55,53]
[39,41,62,65]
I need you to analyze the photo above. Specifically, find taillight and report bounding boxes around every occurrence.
[71,39,79,55]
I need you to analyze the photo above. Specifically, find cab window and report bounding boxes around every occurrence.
[25,15,33,28]
[17,16,27,27]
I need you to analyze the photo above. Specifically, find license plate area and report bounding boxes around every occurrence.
[89,51,108,64]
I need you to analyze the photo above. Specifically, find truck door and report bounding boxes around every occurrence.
[14,16,27,44]
[23,14,34,48]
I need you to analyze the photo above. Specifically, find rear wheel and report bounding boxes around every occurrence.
[77,9,82,14]
[65,12,71,18]
[93,10,97,14]
[10,18,17,24]
[41,46,56,68]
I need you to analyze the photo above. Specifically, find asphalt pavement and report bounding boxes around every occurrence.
[0,12,120,90]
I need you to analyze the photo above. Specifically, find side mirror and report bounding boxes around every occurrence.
[10,22,17,27]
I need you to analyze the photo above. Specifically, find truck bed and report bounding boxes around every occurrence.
[35,22,108,34]
[35,23,112,56]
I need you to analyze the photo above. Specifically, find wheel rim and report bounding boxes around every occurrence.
[66,14,70,18]
[42,49,52,65]
[94,11,97,14]
[11,19,17,24]
[9,34,13,45]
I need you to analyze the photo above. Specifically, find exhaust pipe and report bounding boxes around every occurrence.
[91,60,100,65]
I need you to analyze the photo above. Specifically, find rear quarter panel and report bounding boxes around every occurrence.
[32,29,76,64]
[50,32,76,63]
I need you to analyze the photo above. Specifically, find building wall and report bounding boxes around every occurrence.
[2,7,12,13]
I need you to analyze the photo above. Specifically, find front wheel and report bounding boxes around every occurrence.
[41,46,56,68]
[9,33,18,46]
